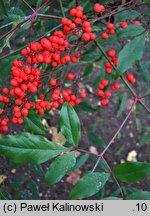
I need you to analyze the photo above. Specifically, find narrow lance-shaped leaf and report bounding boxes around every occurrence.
[23,110,48,135]
[59,103,81,146]
[116,34,145,76]
[127,191,150,200]
[45,152,77,185]
[70,172,110,199]
[113,162,150,183]
[0,133,67,164]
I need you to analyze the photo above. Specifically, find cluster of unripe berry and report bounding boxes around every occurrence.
[0,3,140,135]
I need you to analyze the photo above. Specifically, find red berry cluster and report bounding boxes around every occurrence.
[126,73,136,84]
[94,3,105,13]
[97,79,120,106]
[0,2,142,135]
[105,49,118,74]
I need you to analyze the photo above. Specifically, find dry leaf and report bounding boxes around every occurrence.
[51,127,66,146]
[0,175,7,184]
[66,170,82,186]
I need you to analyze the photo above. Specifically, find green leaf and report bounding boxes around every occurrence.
[78,102,97,112]
[104,196,121,200]
[59,103,81,146]
[27,179,40,199]
[83,64,93,77]
[117,93,127,117]
[23,110,48,135]
[0,55,20,77]
[45,152,76,185]
[70,172,109,199]
[113,162,150,183]
[72,154,89,171]
[140,133,150,146]
[0,133,66,164]
[10,176,27,189]
[88,130,106,148]
[0,0,8,16]
[117,34,145,76]
[118,25,144,38]
[127,191,150,200]
[31,164,45,176]
[137,62,149,85]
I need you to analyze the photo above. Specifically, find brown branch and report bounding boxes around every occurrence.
[92,99,136,172]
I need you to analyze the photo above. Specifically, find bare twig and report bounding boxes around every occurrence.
[92,99,136,172]
[139,101,150,113]
[102,156,125,199]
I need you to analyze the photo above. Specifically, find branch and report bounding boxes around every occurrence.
[92,99,136,172]
[0,0,50,42]
[102,156,125,199]
[139,101,150,113]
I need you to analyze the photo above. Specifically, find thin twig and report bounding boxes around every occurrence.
[23,0,34,11]
[139,101,150,113]
[140,93,150,99]
[102,156,125,199]
[37,13,63,19]
[0,22,13,30]
[92,99,136,172]
[101,99,136,156]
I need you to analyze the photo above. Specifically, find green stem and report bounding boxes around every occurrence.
[59,0,65,17]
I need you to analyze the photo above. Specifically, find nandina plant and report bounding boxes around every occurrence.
[0,0,150,200]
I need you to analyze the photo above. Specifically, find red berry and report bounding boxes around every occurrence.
[98,83,105,90]
[94,3,105,13]
[2,88,9,94]
[101,79,109,87]
[40,38,52,50]
[107,23,114,30]
[97,90,104,98]
[82,33,91,41]
[101,32,109,40]
[80,92,86,98]
[120,22,128,29]
[18,118,23,124]
[21,108,28,117]
[12,117,18,124]
[132,20,141,25]
[101,99,109,106]
[50,79,57,86]
[105,91,111,98]
[70,8,77,17]
[105,68,112,74]
[67,72,75,80]
[107,49,116,58]
[61,17,69,25]
[29,86,37,93]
